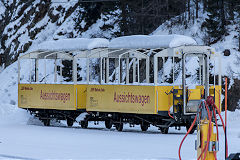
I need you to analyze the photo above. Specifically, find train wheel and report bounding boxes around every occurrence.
[115,123,123,131]
[140,123,148,132]
[81,120,88,129]
[105,120,112,129]
[160,127,169,134]
[43,119,50,126]
[67,118,74,127]
[186,124,196,134]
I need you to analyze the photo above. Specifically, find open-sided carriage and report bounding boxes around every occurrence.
[18,35,221,133]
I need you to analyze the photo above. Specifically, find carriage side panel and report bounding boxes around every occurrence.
[86,85,156,114]
[75,84,87,110]
[155,86,175,112]
[18,84,76,110]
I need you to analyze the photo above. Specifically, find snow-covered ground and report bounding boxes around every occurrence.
[0,102,239,160]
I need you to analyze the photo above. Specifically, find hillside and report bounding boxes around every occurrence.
[0,0,119,67]
[1,1,240,110]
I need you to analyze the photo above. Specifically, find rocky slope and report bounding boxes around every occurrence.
[0,0,119,66]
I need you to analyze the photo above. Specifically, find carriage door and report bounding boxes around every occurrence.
[182,53,209,115]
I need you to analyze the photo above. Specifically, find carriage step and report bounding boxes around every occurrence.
[162,119,175,122]
[156,124,169,128]
[156,121,175,128]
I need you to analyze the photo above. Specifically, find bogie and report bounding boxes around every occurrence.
[140,123,149,132]
[80,120,88,129]
[160,127,169,134]
[115,123,123,131]
[105,119,113,129]
[67,118,74,127]
[43,119,50,126]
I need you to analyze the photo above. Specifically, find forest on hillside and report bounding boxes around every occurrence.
[0,0,240,66]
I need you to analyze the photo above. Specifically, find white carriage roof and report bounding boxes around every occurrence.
[109,34,197,49]
[36,38,109,51]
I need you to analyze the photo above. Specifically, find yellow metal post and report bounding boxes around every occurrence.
[197,119,218,160]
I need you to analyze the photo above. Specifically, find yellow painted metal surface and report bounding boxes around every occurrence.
[86,85,156,114]
[75,84,87,110]
[18,84,76,110]
[197,120,217,160]
[18,83,221,115]
[155,86,176,111]
[189,89,201,100]
[210,85,221,111]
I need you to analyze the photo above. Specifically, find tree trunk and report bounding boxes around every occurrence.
[220,0,226,27]
[229,1,234,21]
[195,0,198,19]
[188,0,190,21]
[239,34,240,51]
[203,0,207,13]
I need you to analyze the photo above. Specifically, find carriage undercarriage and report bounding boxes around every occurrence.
[28,108,196,134]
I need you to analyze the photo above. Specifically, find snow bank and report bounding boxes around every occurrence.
[35,38,109,51]
[109,34,197,49]
[0,60,33,125]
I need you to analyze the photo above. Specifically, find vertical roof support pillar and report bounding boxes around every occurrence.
[106,58,109,83]
[154,56,158,85]
[133,58,136,83]
[73,58,77,85]
[126,58,129,84]
[146,57,150,83]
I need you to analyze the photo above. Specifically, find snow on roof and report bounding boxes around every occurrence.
[36,38,109,51]
[109,35,197,49]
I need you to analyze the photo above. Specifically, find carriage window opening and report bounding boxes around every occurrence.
[19,59,34,84]
[156,56,186,86]
[209,56,220,86]
[183,54,212,89]
[106,58,128,84]
[99,49,150,85]
[107,58,115,83]
[88,58,100,83]
[58,60,73,83]
[18,58,68,84]
[101,57,109,84]
[75,58,85,84]
[157,57,175,85]
[41,59,73,84]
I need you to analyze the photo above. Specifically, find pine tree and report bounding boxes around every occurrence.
[236,1,240,51]
[60,60,82,82]
[61,60,73,82]
[74,2,103,34]
[201,0,226,44]
[100,1,120,38]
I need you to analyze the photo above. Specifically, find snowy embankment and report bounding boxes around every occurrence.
[0,62,30,125]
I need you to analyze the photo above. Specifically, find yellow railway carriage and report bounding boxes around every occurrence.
[82,40,222,133]
[18,35,222,133]
[18,38,108,126]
